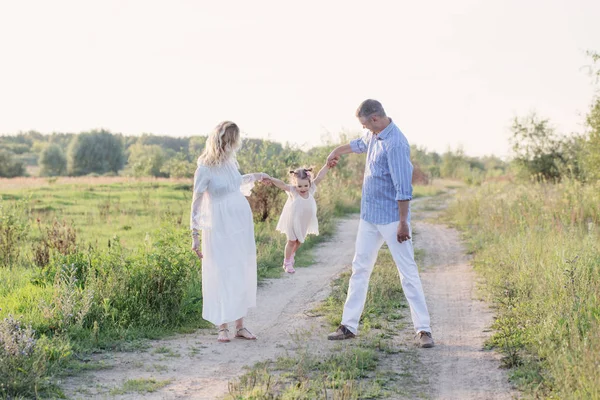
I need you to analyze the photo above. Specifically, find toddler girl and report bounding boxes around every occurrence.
[268,164,330,273]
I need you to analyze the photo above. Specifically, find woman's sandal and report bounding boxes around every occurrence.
[235,327,257,340]
[283,259,296,274]
[217,328,230,343]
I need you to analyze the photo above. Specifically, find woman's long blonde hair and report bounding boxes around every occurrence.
[198,121,241,166]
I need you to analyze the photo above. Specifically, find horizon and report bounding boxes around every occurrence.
[1,1,599,158]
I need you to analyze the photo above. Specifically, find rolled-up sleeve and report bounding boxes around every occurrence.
[386,143,413,201]
[350,134,369,154]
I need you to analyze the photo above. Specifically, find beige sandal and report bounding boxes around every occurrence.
[218,328,230,343]
[235,327,257,340]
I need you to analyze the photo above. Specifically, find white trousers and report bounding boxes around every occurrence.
[341,219,431,334]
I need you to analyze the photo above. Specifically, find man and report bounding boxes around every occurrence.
[326,99,434,348]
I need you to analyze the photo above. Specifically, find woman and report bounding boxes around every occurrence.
[190,121,268,343]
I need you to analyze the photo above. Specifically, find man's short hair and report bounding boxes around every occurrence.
[356,99,386,118]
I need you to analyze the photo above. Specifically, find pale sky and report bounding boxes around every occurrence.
[0,0,598,157]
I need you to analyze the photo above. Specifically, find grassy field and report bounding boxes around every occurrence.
[446,180,600,399]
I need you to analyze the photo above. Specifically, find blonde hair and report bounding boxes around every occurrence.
[289,167,313,185]
[198,121,241,166]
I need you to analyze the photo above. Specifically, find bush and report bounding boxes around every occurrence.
[0,315,71,398]
[0,150,26,178]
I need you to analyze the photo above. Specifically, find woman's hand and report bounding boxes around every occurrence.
[192,236,203,259]
[259,173,272,185]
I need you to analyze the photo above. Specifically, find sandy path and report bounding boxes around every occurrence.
[63,199,517,399]
[410,199,518,400]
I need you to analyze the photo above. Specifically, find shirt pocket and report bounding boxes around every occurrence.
[369,147,389,176]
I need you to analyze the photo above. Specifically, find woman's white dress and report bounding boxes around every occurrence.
[275,184,319,243]
[190,159,258,325]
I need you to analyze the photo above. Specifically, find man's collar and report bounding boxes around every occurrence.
[374,118,394,140]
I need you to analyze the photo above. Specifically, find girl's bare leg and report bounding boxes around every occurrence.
[285,240,296,260]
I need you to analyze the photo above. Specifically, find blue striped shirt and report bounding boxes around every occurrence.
[350,120,413,225]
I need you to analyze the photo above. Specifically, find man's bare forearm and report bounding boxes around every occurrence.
[398,200,410,223]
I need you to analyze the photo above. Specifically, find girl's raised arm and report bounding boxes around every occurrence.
[313,163,330,186]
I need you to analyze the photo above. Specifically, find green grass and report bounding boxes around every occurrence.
[446,180,600,399]
[109,378,172,395]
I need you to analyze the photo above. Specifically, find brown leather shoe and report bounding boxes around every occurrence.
[327,325,356,340]
[417,331,434,348]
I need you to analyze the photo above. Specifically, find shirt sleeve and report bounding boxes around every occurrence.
[350,133,369,154]
[190,166,210,231]
[386,143,413,201]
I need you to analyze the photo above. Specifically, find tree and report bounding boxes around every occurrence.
[188,136,207,161]
[127,142,167,177]
[0,150,26,178]
[68,130,125,176]
[160,152,195,178]
[581,97,600,181]
[581,51,600,181]
[39,144,67,176]
[509,113,576,181]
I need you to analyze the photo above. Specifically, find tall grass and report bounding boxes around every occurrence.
[447,180,600,399]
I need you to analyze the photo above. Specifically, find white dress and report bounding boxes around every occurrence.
[190,159,259,325]
[275,184,319,243]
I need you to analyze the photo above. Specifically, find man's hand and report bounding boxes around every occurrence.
[192,237,203,259]
[397,221,411,243]
[327,151,340,167]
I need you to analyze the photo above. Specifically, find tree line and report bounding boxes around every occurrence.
[0,128,508,183]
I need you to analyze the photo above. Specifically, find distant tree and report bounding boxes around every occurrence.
[127,142,167,177]
[48,132,75,151]
[39,144,67,176]
[68,130,125,176]
[509,113,583,181]
[188,136,207,160]
[580,51,600,181]
[160,152,195,178]
[0,150,26,177]
[581,97,600,181]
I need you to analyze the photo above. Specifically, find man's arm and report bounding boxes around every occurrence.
[386,144,413,243]
[327,144,353,166]
[327,133,371,166]
[397,200,411,242]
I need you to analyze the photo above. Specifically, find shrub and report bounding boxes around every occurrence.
[0,315,71,398]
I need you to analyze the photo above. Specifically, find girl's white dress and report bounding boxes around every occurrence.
[190,159,258,325]
[275,184,319,243]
